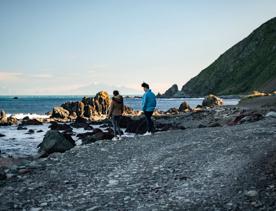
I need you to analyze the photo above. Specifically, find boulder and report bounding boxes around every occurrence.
[125,117,147,134]
[202,94,224,107]
[228,111,264,126]
[49,122,73,131]
[119,116,133,128]
[37,130,75,157]
[179,101,192,112]
[20,117,43,126]
[51,107,70,119]
[26,129,35,134]
[0,133,5,137]
[166,108,179,114]
[0,110,17,126]
[17,126,27,130]
[80,128,114,145]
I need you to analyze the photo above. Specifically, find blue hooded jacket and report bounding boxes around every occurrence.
[142,89,157,112]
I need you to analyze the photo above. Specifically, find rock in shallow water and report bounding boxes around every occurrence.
[37,130,75,157]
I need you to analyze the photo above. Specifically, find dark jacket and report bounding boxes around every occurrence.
[108,95,124,117]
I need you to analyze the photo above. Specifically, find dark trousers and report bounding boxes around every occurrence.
[144,111,154,133]
[112,115,122,136]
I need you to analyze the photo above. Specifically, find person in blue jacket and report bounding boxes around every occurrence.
[141,82,157,135]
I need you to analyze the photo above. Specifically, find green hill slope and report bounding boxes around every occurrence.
[181,17,276,97]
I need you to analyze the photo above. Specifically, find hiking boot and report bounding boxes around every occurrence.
[112,136,119,141]
[143,132,152,136]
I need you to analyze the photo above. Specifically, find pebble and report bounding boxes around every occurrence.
[108,179,119,186]
[30,208,42,211]
[245,190,258,197]
[40,202,48,206]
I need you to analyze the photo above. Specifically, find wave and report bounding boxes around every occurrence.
[7,113,50,120]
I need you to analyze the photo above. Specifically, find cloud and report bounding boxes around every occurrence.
[0,72,23,81]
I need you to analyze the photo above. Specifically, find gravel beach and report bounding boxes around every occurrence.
[1,115,276,210]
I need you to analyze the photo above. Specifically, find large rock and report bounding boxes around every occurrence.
[37,130,75,157]
[179,101,192,112]
[94,91,110,115]
[51,91,111,120]
[0,111,17,126]
[51,107,70,119]
[125,117,147,134]
[81,128,114,145]
[20,117,43,126]
[202,94,224,107]
[49,122,73,131]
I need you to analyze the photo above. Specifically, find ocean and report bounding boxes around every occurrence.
[0,95,240,116]
[0,96,240,157]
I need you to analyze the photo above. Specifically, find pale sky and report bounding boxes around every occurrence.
[0,0,275,95]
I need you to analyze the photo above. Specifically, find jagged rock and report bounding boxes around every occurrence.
[50,91,111,121]
[51,107,70,119]
[0,133,5,137]
[61,101,85,117]
[94,91,110,115]
[202,94,224,107]
[158,84,179,98]
[179,101,192,112]
[37,130,75,157]
[0,111,17,126]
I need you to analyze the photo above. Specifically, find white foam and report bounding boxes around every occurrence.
[7,113,50,120]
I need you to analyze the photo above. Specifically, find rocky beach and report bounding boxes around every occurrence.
[0,91,276,210]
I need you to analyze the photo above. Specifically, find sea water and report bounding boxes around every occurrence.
[0,96,240,157]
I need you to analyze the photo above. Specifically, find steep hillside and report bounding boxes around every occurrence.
[180,17,276,97]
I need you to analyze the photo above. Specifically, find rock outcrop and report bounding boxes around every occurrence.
[0,110,18,126]
[202,94,224,107]
[179,101,192,112]
[50,91,111,120]
[158,84,180,98]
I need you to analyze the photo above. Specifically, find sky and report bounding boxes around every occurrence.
[0,0,275,95]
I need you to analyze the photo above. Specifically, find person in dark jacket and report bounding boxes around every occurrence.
[141,82,157,135]
[107,90,124,140]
